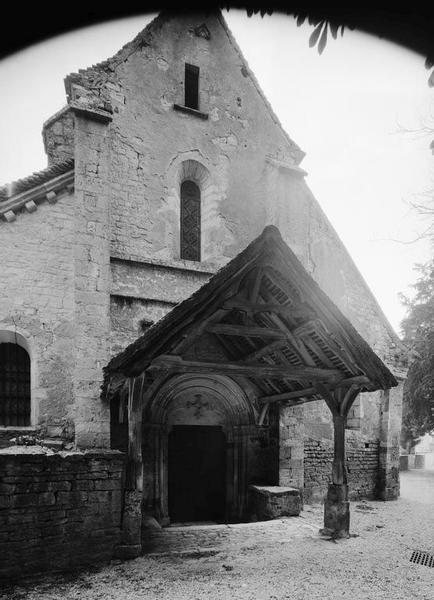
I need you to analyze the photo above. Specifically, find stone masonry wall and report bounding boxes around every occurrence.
[97,12,302,267]
[304,437,380,504]
[109,257,213,356]
[279,406,304,490]
[302,397,383,504]
[43,107,75,166]
[378,382,403,500]
[72,112,112,448]
[0,192,76,442]
[0,449,124,580]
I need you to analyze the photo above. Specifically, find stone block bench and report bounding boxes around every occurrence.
[249,485,302,520]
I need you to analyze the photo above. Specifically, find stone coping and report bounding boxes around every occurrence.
[265,156,308,177]
[110,252,221,275]
[250,485,300,495]
[0,169,74,223]
[0,446,124,458]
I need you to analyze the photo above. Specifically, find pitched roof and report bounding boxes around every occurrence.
[105,225,397,395]
[0,159,74,222]
[0,159,74,203]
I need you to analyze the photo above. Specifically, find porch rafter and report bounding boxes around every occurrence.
[147,354,344,383]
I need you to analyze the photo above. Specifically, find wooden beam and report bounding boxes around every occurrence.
[341,384,361,417]
[315,382,339,414]
[148,354,343,382]
[292,320,317,339]
[259,375,370,405]
[223,299,310,321]
[332,414,347,485]
[241,339,286,362]
[250,267,264,302]
[171,308,228,354]
[260,386,317,404]
[252,291,317,367]
[258,403,270,426]
[337,375,370,388]
[207,323,288,340]
[126,374,145,492]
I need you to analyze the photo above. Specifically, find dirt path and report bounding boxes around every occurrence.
[2,470,433,600]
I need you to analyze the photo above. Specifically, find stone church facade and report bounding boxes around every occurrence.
[0,10,407,570]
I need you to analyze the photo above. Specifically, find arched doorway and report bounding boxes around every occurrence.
[143,374,256,525]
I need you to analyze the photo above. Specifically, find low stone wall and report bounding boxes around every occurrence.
[304,438,379,503]
[0,447,125,580]
[0,429,37,449]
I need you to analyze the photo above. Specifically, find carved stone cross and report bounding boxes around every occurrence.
[186,393,209,418]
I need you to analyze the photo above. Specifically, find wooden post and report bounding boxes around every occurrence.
[331,414,347,486]
[317,384,361,539]
[126,375,145,491]
[115,374,145,559]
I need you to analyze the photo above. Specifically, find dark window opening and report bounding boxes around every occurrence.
[0,343,31,426]
[180,180,201,261]
[185,63,199,110]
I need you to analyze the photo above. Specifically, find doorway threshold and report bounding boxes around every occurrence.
[167,521,219,528]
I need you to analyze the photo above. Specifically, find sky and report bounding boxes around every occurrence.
[0,10,432,335]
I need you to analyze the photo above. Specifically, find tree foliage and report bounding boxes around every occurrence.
[400,261,434,448]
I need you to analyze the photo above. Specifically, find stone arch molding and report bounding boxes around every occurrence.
[164,151,235,264]
[0,327,37,426]
[0,329,32,356]
[148,373,256,430]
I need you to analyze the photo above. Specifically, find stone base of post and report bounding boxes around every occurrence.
[114,490,143,559]
[322,483,350,539]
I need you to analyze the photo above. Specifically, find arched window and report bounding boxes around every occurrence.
[180,180,201,261]
[0,342,31,426]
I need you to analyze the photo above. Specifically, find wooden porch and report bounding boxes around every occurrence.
[103,225,397,557]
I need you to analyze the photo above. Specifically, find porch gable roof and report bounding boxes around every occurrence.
[104,225,397,403]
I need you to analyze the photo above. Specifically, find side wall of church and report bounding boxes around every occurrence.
[0,192,76,445]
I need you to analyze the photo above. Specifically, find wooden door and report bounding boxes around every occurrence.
[168,425,226,523]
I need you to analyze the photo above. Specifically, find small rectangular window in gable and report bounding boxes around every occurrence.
[185,63,199,110]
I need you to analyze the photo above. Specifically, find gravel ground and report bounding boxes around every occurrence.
[2,469,433,600]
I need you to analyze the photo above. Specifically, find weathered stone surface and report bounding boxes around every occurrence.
[249,485,301,520]
[323,483,350,539]
[304,436,381,504]
[0,450,125,579]
[279,406,304,490]
[378,383,403,500]
[42,107,75,166]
